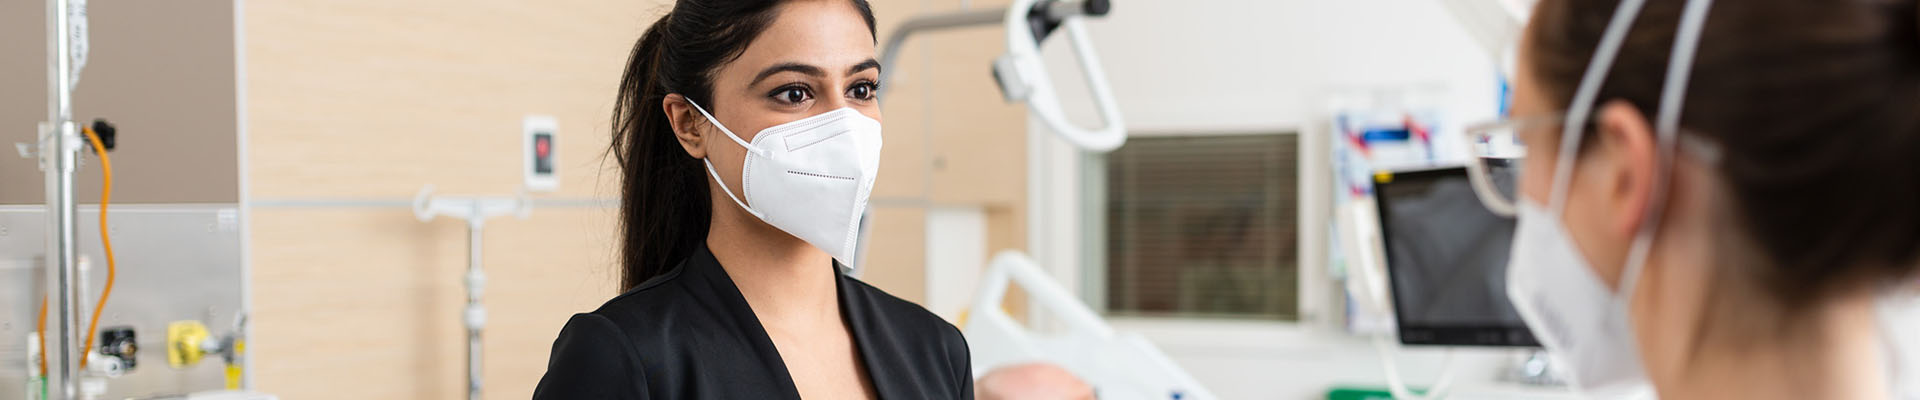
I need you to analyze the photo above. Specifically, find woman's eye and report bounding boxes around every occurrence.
[847,82,878,101]
[773,86,813,104]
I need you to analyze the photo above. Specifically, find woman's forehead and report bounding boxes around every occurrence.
[724,0,876,81]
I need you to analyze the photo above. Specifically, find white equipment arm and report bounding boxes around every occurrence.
[994,0,1127,152]
[876,0,1127,153]
[964,251,1217,400]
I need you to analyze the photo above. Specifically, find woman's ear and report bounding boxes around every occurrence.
[1593,100,1658,238]
[663,93,706,159]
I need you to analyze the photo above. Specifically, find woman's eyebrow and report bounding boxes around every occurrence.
[751,62,825,87]
[750,59,882,87]
[848,59,880,76]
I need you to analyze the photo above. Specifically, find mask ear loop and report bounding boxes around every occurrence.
[1547,0,1651,213]
[687,98,769,219]
[686,98,764,157]
[1619,0,1715,303]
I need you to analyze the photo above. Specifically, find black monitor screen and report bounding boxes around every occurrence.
[1373,166,1537,347]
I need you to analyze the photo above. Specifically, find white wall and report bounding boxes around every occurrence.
[1029,0,1558,398]
[926,206,988,320]
[1047,0,1503,133]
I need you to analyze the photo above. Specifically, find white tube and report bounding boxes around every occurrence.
[1374,335,1459,400]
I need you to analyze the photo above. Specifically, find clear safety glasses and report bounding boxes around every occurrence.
[1461,112,1722,218]
[1461,113,1563,218]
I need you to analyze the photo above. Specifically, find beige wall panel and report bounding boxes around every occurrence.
[246,1,654,399]
[479,206,625,398]
[870,65,931,201]
[859,205,929,303]
[250,208,467,399]
[250,207,618,399]
[869,0,933,201]
[922,27,1029,206]
[245,0,659,200]
[869,0,1028,207]
[987,205,1030,317]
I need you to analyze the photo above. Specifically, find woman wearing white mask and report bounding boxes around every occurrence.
[1466,0,1920,398]
[532,0,970,399]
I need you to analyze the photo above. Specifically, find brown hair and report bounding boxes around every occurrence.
[1526,0,1920,307]
[612,0,877,290]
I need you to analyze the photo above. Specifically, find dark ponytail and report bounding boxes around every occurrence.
[611,0,877,291]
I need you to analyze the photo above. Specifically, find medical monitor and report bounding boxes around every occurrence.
[1372,166,1538,347]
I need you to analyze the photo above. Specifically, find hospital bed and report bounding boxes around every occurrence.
[963,251,1220,400]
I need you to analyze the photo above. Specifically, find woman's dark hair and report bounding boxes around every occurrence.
[611,0,877,290]
[1528,0,1920,307]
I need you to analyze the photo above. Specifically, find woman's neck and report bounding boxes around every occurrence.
[705,203,842,330]
[1646,173,1890,400]
[1662,288,1888,400]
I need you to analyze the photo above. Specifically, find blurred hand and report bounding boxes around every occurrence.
[975,362,1097,400]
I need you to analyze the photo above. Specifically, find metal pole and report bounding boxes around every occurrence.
[875,8,1006,98]
[42,0,82,398]
[465,216,484,400]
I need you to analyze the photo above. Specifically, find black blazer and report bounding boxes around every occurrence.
[533,246,973,399]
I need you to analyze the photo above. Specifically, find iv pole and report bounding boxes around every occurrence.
[413,186,530,400]
[40,0,84,397]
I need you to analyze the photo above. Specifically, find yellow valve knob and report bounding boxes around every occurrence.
[223,339,246,389]
[225,364,242,390]
[166,320,210,368]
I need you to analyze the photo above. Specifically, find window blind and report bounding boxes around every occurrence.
[1103,134,1299,320]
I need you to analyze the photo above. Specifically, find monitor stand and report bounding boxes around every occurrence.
[1507,350,1565,386]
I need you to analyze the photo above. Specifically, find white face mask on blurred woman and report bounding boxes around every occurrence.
[1507,199,1649,392]
[1494,0,1713,393]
